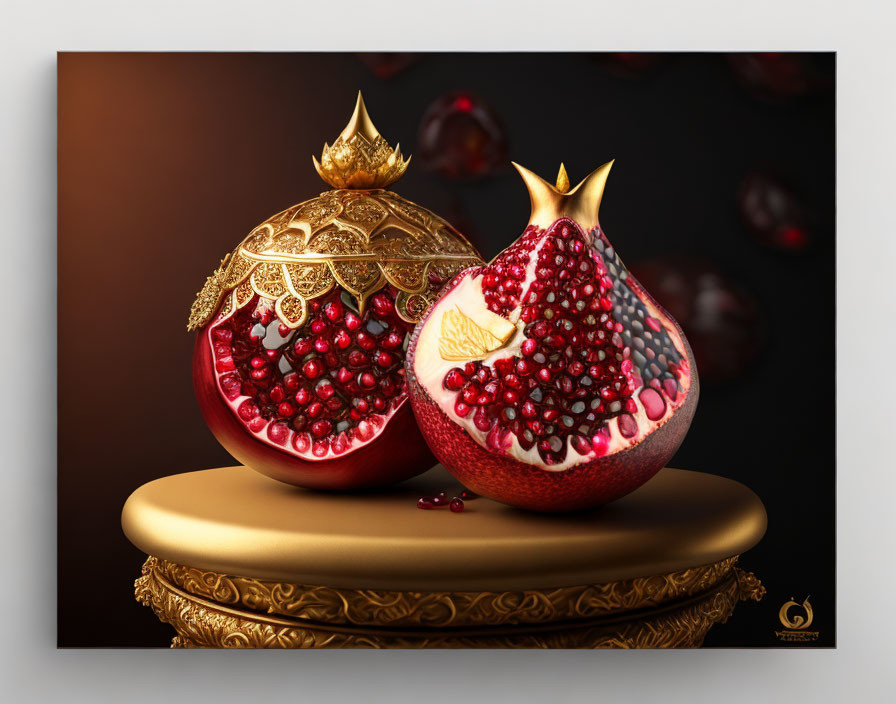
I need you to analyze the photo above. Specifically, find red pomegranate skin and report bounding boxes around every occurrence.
[194,329,435,491]
[405,245,699,513]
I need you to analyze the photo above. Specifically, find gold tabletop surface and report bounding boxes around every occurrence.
[121,465,766,591]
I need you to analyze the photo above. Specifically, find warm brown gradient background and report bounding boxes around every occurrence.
[59,53,834,647]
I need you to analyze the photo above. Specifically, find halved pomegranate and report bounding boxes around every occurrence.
[406,162,698,511]
[189,93,482,489]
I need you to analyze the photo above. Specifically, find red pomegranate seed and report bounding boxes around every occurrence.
[302,359,324,379]
[311,419,332,438]
[443,368,467,390]
[333,329,351,349]
[382,331,403,349]
[344,312,362,331]
[455,401,472,417]
[449,498,464,513]
[324,301,344,323]
[417,497,435,510]
[294,338,312,356]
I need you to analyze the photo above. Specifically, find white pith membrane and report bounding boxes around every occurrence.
[413,220,692,472]
[207,288,412,461]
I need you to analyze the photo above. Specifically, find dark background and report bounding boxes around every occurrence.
[58,52,834,647]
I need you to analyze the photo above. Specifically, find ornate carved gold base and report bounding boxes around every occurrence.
[135,556,763,649]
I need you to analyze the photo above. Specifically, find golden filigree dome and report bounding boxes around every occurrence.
[188,94,482,332]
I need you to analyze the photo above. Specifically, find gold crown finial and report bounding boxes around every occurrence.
[313,91,411,190]
[512,160,614,231]
[555,163,570,193]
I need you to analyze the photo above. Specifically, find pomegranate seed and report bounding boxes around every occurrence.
[382,331,403,349]
[449,498,465,513]
[345,312,362,331]
[375,351,394,368]
[333,329,351,349]
[348,350,369,367]
[215,357,236,373]
[306,401,324,418]
[473,407,492,432]
[295,388,312,406]
[212,327,233,343]
[277,402,296,417]
[417,497,435,510]
[443,368,467,390]
[316,382,335,400]
[432,494,447,507]
[455,400,472,417]
[359,372,376,388]
[371,292,393,316]
[311,420,332,438]
[270,385,286,403]
[356,331,376,351]
[293,338,312,356]
[324,301,344,322]
[302,359,324,379]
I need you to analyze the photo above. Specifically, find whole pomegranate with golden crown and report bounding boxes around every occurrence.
[406,161,698,511]
[188,94,482,489]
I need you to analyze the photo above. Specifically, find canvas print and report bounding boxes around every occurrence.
[58,52,834,648]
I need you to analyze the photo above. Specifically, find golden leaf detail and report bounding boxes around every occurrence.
[439,307,515,361]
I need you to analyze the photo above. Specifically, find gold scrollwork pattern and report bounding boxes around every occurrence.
[187,188,481,331]
[134,557,762,649]
[143,555,751,629]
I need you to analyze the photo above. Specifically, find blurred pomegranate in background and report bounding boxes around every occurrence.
[357,53,419,79]
[738,170,810,253]
[727,53,831,101]
[591,52,665,78]
[629,257,764,384]
[417,92,509,180]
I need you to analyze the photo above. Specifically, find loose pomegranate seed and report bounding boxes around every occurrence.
[449,498,464,513]
[417,497,435,510]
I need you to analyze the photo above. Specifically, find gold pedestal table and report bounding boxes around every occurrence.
[122,465,766,648]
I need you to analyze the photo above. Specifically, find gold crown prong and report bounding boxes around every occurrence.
[514,159,614,231]
[314,92,410,190]
[556,163,570,193]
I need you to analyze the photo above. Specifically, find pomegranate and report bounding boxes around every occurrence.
[189,94,482,489]
[417,92,509,181]
[406,162,699,511]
